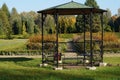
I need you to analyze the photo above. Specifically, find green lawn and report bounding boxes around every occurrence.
[0,35,120,80]
[0,39,28,50]
[116,32,120,38]
[0,57,120,80]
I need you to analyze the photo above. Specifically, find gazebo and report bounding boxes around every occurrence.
[37,1,106,69]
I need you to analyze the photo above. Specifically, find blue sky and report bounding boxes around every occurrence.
[0,0,120,15]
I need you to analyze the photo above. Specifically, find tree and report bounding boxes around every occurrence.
[75,0,100,33]
[118,8,120,17]
[26,16,34,34]
[58,16,67,33]
[1,3,10,18]
[34,25,40,34]
[22,22,27,35]
[0,10,11,39]
[44,15,55,34]
[85,0,99,8]
[103,8,112,32]
[85,0,100,32]
[0,18,4,35]
[35,14,41,28]
[67,16,76,33]
[104,8,111,19]
[58,16,76,33]
[1,3,12,38]
[21,12,35,34]
[75,15,84,33]
[114,16,120,32]
[10,8,22,34]
[108,15,118,32]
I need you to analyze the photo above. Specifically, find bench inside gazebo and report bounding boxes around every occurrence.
[37,1,106,70]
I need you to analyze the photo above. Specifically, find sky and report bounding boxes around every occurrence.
[0,0,120,15]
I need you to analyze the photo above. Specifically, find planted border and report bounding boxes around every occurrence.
[0,50,41,56]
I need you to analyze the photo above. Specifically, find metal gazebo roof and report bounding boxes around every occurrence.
[37,1,106,15]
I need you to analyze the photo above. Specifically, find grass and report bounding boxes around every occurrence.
[104,57,120,65]
[0,39,28,50]
[116,32,120,38]
[0,33,119,80]
[0,56,120,80]
[59,33,74,39]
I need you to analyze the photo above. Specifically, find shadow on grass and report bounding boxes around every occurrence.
[0,57,33,62]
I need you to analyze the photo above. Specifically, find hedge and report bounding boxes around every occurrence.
[0,50,41,56]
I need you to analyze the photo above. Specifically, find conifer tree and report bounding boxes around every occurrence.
[10,7,22,34]
[0,10,11,39]
[1,3,10,18]
[76,0,101,33]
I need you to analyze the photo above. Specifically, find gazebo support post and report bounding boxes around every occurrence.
[83,14,86,65]
[90,12,93,67]
[54,13,59,68]
[41,13,47,65]
[100,13,104,62]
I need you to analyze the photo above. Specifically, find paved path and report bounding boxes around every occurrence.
[0,53,120,58]
[104,53,120,57]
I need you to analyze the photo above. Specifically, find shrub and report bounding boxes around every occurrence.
[27,34,56,50]
[72,32,120,52]
[0,50,41,55]
[27,43,41,50]
[103,32,119,42]
[28,34,56,43]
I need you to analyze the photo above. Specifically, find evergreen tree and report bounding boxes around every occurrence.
[26,17,34,34]
[75,15,84,33]
[22,22,27,35]
[85,0,100,32]
[0,10,11,39]
[118,8,120,17]
[44,15,55,34]
[108,15,118,32]
[85,0,99,8]
[34,25,40,34]
[21,12,35,34]
[1,3,10,18]
[34,14,42,29]
[75,0,100,33]
[103,9,112,32]
[0,18,4,35]
[10,8,22,35]
[114,16,120,32]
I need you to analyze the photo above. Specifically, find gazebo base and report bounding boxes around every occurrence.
[86,66,97,70]
[99,62,107,67]
[53,67,63,70]
[39,63,48,67]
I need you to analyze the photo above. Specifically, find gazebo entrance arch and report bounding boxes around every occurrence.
[37,1,106,68]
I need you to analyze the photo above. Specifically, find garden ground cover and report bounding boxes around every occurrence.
[0,56,119,80]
